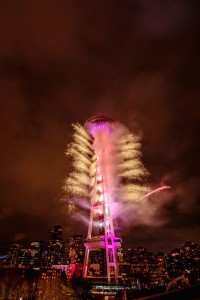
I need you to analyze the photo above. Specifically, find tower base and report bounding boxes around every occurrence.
[83,236,122,283]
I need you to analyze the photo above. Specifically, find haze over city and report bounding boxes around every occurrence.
[0,0,200,254]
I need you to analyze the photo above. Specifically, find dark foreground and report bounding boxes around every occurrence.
[138,285,200,300]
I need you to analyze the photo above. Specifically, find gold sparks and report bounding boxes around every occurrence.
[64,123,93,197]
[122,184,150,202]
[64,120,149,205]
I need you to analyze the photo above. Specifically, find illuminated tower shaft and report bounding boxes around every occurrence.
[83,116,121,284]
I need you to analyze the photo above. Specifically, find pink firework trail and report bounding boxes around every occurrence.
[140,185,171,200]
[113,185,171,219]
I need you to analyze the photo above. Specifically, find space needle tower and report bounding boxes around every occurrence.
[64,115,149,284]
[83,116,121,284]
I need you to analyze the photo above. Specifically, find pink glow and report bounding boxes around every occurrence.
[90,123,112,138]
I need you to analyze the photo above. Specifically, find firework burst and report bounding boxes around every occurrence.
[63,118,150,210]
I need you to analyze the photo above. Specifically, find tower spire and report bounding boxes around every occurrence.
[83,116,121,283]
[64,115,149,283]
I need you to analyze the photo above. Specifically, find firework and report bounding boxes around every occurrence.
[64,117,149,206]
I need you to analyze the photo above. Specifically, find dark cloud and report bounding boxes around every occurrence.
[0,0,200,253]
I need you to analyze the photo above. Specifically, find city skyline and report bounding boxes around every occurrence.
[3,224,200,257]
[0,1,200,254]
[1,223,200,257]
[1,226,199,298]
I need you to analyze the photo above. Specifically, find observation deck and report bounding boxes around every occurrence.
[84,236,122,249]
[84,115,115,135]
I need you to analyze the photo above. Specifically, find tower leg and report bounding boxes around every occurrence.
[83,248,90,278]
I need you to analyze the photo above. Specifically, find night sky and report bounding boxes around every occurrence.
[0,0,200,254]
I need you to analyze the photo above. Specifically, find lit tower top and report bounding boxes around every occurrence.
[84,115,114,133]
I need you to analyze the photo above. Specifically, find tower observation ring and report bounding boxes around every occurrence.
[84,115,115,135]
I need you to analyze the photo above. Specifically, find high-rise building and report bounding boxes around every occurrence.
[68,235,85,264]
[6,243,21,267]
[18,246,31,267]
[47,225,63,266]
[166,240,200,279]
[29,241,44,268]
